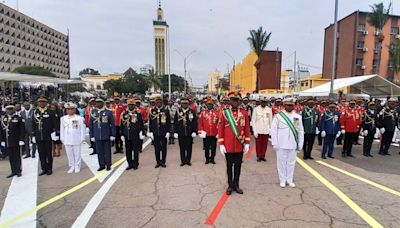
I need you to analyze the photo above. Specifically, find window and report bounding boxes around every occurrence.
[357,41,365,49]
[356,58,363,66]
[358,24,366,32]
[391,27,399,35]
[373,59,379,68]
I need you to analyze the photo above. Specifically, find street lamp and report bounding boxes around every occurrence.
[330,0,339,99]
[174,49,196,94]
[224,51,235,91]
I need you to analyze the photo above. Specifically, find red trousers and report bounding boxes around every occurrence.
[255,134,269,159]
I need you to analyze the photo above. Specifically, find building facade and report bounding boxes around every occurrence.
[208,69,222,94]
[230,50,282,94]
[153,1,168,76]
[323,11,400,83]
[0,3,70,78]
[80,74,123,91]
[298,74,330,91]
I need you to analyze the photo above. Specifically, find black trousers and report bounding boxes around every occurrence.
[96,140,112,168]
[154,136,167,165]
[91,140,97,154]
[379,131,394,154]
[363,133,374,155]
[7,146,21,174]
[125,140,140,168]
[317,133,323,145]
[204,136,217,161]
[179,136,193,164]
[225,153,243,188]
[115,126,123,152]
[37,140,53,172]
[303,133,316,158]
[336,133,344,145]
[343,132,358,155]
[24,133,36,156]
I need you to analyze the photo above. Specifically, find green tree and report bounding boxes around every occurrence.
[79,68,100,76]
[389,41,400,82]
[13,66,56,77]
[159,74,187,92]
[104,79,123,95]
[123,67,138,77]
[247,26,272,92]
[367,2,391,74]
[147,68,161,92]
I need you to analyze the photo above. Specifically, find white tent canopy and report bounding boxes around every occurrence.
[299,75,400,98]
[0,72,84,84]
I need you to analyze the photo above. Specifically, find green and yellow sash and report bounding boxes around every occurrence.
[224,109,242,143]
[278,111,299,149]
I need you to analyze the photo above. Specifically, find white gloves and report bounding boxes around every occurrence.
[121,136,125,142]
[191,132,197,138]
[32,137,36,144]
[51,132,59,141]
[220,145,226,155]
[341,130,346,135]
[336,131,341,139]
[110,136,116,141]
[165,133,170,139]
[380,128,386,134]
[148,132,154,141]
[174,133,179,139]
[273,145,279,151]
[316,128,320,135]
[90,137,95,142]
[199,131,207,139]
[321,131,326,138]
[244,144,250,154]
[139,131,145,140]
[254,133,258,139]
[1,142,5,147]
[363,130,368,136]
[19,141,25,146]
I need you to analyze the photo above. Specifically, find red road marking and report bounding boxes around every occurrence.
[204,193,230,225]
[245,146,254,159]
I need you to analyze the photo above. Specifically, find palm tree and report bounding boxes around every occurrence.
[247,26,272,92]
[147,68,161,92]
[388,40,400,83]
[367,2,391,75]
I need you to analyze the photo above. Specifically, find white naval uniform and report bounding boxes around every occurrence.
[60,114,86,170]
[270,110,304,185]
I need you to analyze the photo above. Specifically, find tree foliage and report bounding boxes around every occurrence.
[159,74,187,92]
[13,66,56,77]
[79,68,100,76]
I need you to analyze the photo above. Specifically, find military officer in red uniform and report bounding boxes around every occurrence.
[198,98,219,164]
[85,98,97,155]
[340,99,362,157]
[110,92,126,154]
[272,98,284,115]
[218,91,251,195]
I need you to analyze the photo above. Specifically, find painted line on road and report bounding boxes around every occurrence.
[71,139,151,227]
[0,156,127,228]
[0,156,38,228]
[204,145,253,225]
[297,158,383,228]
[316,160,400,197]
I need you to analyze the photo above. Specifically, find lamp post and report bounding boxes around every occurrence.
[329,0,339,99]
[224,51,235,91]
[174,49,196,94]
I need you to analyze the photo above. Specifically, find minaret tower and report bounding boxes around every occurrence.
[153,0,168,76]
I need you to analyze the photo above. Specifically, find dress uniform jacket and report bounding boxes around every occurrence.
[111,103,126,127]
[149,107,171,137]
[301,107,319,134]
[120,110,144,141]
[218,108,251,153]
[0,114,25,147]
[319,110,340,135]
[270,111,304,150]
[251,106,273,135]
[340,108,362,133]
[136,107,148,123]
[198,109,219,136]
[362,109,377,134]
[60,115,86,145]
[89,108,116,140]
[174,108,197,137]
[32,108,58,141]
[377,107,398,131]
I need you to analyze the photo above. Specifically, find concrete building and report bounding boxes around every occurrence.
[323,11,400,83]
[208,69,222,94]
[230,50,282,94]
[153,1,168,76]
[0,3,70,78]
[298,74,330,91]
[80,74,123,91]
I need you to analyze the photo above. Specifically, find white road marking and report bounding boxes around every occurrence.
[0,155,38,228]
[71,139,151,228]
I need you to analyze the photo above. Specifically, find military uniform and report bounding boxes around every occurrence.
[251,97,273,161]
[0,110,25,177]
[110,97,126,153]
[167,104,178,144]
[120,107,144,169]
[174,105,197,166]
[198,104,219,164]
[319,106,340,159]
[301,104,319,159]
[378,104,398,155]
[135,100,148,152]
[89,104,116,170]
[148,105,171,168]
[32,101,58,175]
[340,103,362,157]
[362,104,377,157]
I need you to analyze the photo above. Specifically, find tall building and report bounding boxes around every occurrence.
[208,69,222,94]
[0,3,70,78]
[322,11,400,83]
[153,0,168,76]
[230,50,282,94]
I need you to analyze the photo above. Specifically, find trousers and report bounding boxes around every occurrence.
[154,136,167,165]
[96,140,112,168]
[37,140,53,172]
[8,146,21,174]
[204,136,217,161]
[125,139,140,168]
[225,152,243,188]
[276,149,297,184]
[322,134,335,157]
[179,136,193,164]
[65,145,82,169]
[255,134,269,159]
[303,133,316,158]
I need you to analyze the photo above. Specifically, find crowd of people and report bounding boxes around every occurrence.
[0,91,399,196]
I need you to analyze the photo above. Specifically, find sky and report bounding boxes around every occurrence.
[2,0,398,86]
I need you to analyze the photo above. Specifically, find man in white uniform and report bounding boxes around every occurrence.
[60,102,86,173]
[270,97,304,188]
[251,96,273,162]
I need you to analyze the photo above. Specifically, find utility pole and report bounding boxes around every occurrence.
[224,51,235,91]
[174,49,196,95]
[167,26,171,99]
[330,0,339,98]
[293,51,297,92]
